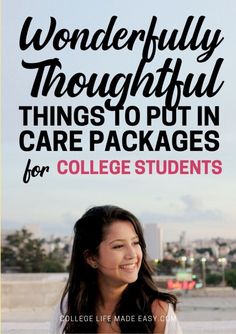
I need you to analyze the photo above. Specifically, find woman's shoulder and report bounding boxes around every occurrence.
[151,299,169,334]
[151,299,183,334]
[151,298,169,317]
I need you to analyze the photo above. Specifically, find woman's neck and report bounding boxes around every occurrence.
[97,279,128,311]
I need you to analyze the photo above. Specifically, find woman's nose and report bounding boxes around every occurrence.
[125,245,136,259]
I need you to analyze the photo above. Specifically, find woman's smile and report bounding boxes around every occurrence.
[119,263,138,272]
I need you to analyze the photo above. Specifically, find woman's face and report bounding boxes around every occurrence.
[96,220,143,287]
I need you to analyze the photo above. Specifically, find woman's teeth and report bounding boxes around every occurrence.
[120,264,136,270]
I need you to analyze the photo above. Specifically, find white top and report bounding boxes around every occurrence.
[50,300,65,334]
[51,298,183,334]
[164,304,183,334]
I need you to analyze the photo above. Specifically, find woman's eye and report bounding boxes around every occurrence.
[113,244,123,249]
[133,241,140,246]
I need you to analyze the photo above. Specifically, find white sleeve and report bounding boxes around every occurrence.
[164,304,183,334]
[50,296,67,334]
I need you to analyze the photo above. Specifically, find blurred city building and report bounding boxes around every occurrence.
[144,224,163,261]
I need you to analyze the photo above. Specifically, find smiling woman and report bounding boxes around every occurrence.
[51,205,183,333]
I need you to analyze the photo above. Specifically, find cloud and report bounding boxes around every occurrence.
[138,194,224,225]
[180,194,223,221]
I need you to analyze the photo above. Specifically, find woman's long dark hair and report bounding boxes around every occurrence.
[61,205,177,333]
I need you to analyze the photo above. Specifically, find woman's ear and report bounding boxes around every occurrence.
[83,250,98,268]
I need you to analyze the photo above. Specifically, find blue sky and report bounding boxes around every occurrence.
[3,0,236,241]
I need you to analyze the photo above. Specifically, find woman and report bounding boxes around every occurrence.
[51,205,183,333]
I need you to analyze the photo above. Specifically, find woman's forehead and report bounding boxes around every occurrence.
[103,220,138,240]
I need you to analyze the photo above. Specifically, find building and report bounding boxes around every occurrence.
[144,224,163,261]
[179,231,187,249]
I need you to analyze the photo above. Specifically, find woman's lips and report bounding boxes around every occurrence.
[119,263,137,271]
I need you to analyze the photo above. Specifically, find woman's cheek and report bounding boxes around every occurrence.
[139,248,143,263]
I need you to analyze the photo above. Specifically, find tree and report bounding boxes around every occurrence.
[225,269,236,289]
[2,228,70,273]
[2,229,46,272]
[42,245,67,272]
[1,246,16,268]
[206,273,222,286]
[157,259,178,275]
